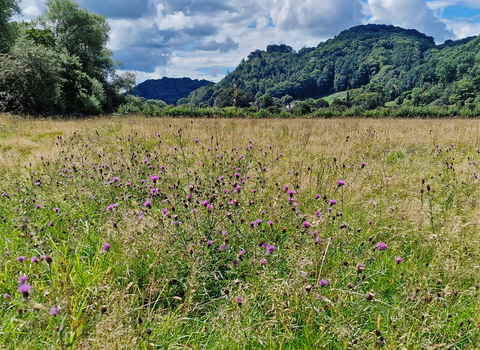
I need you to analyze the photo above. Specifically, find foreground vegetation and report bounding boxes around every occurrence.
[1,114,480,349]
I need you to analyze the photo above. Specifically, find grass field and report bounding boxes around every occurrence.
[2,113,480,349]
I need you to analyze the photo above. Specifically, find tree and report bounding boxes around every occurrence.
[36,0,134,114]
[0,38,65,115]
[0,0,21,53]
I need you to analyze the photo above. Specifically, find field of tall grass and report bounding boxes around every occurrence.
[1,113,480,349]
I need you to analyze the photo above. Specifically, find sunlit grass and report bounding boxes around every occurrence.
[1,113,480,349]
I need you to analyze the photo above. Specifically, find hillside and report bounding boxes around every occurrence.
[131,77,212,105]
[187,24,480,109]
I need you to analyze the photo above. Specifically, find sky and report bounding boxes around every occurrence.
[15,0,480,84]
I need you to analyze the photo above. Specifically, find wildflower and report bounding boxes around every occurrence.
[239,250,246,256]
[260,258,267,266]
[218,244,226,251]
[103,243,111,252]
[18,284,31,298]
[3,293,9,299]
[361,162,366,168]
[235,296,243,305]
[288,190,296,196]
[303,221,311,228]
[19,275,27,284]
[195,139,199,143]
[337,180,345,187]
[144,201,152,208]
[315,211,322,217]
[378,242,387,251]
[17,256,25,262]
[395,257,403,264]
[232,260,238,267]
[201,200,209,207]
[356,263,364,273]
[50,307,58,316]
[207,240,213,247]
[31,256,38,263]
[54,207,60,212]
[320,279,328,287]
[267,220,273,225]
[266,245,276,255]
[329,199,337,206]
[150,175,158,182]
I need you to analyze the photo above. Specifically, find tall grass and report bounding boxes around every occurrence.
[1,114,480,349]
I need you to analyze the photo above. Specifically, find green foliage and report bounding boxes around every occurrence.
[185,24,480,113]
[0,38,65,115]
[0,0,20,53]
[0,0,135,116]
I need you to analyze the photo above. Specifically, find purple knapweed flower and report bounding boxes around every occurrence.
[207,240,213,247]
[144,201,152,208]
[266,245,276,255]
[303,221,311,228]
[201,200,209,207]
[218,244,226,251]
[18,284,31,298]
[395,257,402,264]
[19,275,27,284]
[320,279,328,287]
[3,293,9,299]
[378,242,387,251]
[150,175,159,182]
[361,162,366,168]
[232,260,238,267]
[31,256,38,263]
[17,256,25,263]
[337,180,345,187]
[54,207,60,212]
[50,307,58,316]
[103,243,110,252]
[260,258,267,266]
[315,211,322,217]
[235,296,243,304]
[268,220,273,225]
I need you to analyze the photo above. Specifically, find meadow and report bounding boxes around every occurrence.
[1,113,480,349]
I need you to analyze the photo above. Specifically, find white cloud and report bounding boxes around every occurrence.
[271,0,364,36]
[367,0,454,42]
[443,19,480,38]
[154,3,194,31]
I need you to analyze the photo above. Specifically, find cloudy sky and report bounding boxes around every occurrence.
[15,0,480,83]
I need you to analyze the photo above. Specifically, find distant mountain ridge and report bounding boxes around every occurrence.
[132,77,212,105]
[186,24,480,109]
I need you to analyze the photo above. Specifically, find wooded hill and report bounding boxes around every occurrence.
[131,77,211,105]
[186,24,480,110]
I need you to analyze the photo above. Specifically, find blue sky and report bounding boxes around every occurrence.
[15,0,480,83]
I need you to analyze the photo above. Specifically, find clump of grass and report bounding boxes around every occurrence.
[1,114,480,348]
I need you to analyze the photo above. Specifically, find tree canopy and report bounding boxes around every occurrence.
[0,0,135,116]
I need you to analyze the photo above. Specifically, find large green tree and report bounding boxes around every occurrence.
[0,0,135,116]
